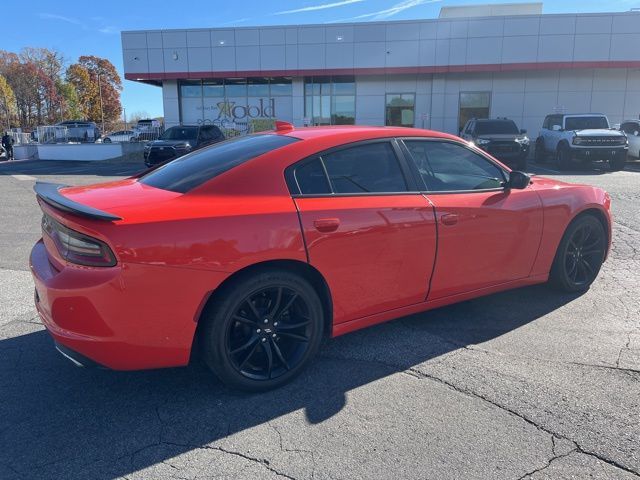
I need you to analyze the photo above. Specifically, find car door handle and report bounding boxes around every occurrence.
[313,218,340,233]
[441,214,458,226]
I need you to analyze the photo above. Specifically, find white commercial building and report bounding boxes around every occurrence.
[121,4,640,138]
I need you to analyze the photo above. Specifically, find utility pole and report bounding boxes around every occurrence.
[123,107,127,130]
[97,73,105,134]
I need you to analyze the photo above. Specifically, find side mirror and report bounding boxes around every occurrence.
[634,130,639,137]
[507,171,531,190]
[552,125,562,131]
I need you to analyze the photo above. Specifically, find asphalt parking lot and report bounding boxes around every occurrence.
[0,158,638,480]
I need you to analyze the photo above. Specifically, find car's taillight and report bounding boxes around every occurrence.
[42,214,116,267]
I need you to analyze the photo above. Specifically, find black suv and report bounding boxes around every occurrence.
[460,118,530,170]
[144,125,225,167]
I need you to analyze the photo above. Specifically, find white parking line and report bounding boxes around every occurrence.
[11,174,37,181]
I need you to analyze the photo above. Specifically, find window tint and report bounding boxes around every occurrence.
[140,134,299,193]
[564,116,609,130]
[321,142,407,193]
[404,140,505,192]
[295,158,331,194]
[475,120,519,135]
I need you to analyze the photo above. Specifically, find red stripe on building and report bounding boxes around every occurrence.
[125,61,640,81]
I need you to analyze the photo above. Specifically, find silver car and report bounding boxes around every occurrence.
[620,120,640,158]
[102,130,136,143]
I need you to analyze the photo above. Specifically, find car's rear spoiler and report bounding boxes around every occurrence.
[34,182,122,221]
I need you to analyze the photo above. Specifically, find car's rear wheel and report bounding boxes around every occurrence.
[534,139,546,163]
[200,270,325,391]
[103,137,111,143]
[549,215,606,292]
[556,145,572,171]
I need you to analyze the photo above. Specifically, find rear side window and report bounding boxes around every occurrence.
[295,158,331,194]
[140,134,298,193]
[322,142,407,193]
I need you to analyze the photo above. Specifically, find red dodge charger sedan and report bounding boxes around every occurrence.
[30,123,611,391]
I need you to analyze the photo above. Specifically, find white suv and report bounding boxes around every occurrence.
[535,113,628,171]
[620,120,640,158]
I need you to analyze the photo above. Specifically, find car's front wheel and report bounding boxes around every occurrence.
[103,137,111,143]
[549,214,606,292]
[609,153,626,171]
[200,269,325,391]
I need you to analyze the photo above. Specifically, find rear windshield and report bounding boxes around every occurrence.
[564,116,609,130]
[475,120,519,135]
[140,134,299,193]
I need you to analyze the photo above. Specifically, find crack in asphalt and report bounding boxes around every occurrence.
[270,424,316,480]
[319,353,640,478]
[161,441,297,480]
[516,444,578,479]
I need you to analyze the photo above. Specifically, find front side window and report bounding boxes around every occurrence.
[385,94,415,127]
[321,142,407,194]
[404,140,505,192]
[140,134,299,193]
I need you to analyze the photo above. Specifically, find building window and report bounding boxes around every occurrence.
[459,92,491,133]
[180,80,202,97]
[304,76,355,126]
[385,94,415,127]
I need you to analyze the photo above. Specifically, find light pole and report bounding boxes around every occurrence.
[97,73,105,133]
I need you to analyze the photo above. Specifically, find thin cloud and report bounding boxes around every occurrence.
[335,0,441,21]
[275,0,364,15]
[218,17,252,26]
[98,26,119,34]
[38,13,85,26]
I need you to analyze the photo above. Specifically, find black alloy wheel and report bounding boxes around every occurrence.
[200,270,324,391]
[550,215,606,292]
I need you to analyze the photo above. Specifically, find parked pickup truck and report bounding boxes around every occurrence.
[534,113,628,171]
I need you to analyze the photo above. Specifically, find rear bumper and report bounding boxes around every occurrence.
[30,239,229,370]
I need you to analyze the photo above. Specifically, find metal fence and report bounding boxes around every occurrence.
[36,126,69,144]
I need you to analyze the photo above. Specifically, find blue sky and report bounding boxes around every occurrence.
[5,0,638,119]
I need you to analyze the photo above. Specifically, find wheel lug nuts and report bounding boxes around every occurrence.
[273,322,278,327]
[263,319,269,324]
[256,329,261,334]
[272,333,276,338]
[261,338,267,343]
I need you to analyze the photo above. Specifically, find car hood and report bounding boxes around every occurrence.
[573,129,624,137]
[477,134,524,140]
[148,140,193,147]
[58,179,181,220]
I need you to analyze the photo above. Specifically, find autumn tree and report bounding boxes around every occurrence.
[67,55,122,129]
[0,75,16,130]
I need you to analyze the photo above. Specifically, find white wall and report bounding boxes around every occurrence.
[352,68,637,138]
[122,12,640,78]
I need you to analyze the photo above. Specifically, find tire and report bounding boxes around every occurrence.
[609,153,626,171]
[549,214,606,293]
[516,156,527,171]
[534,139,546,163]
[103,138,111,143]
[556,145,572,171]
[200,269,325,392]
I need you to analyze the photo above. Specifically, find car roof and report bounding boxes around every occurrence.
[278,125,457,141]
[560,113,607,117]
